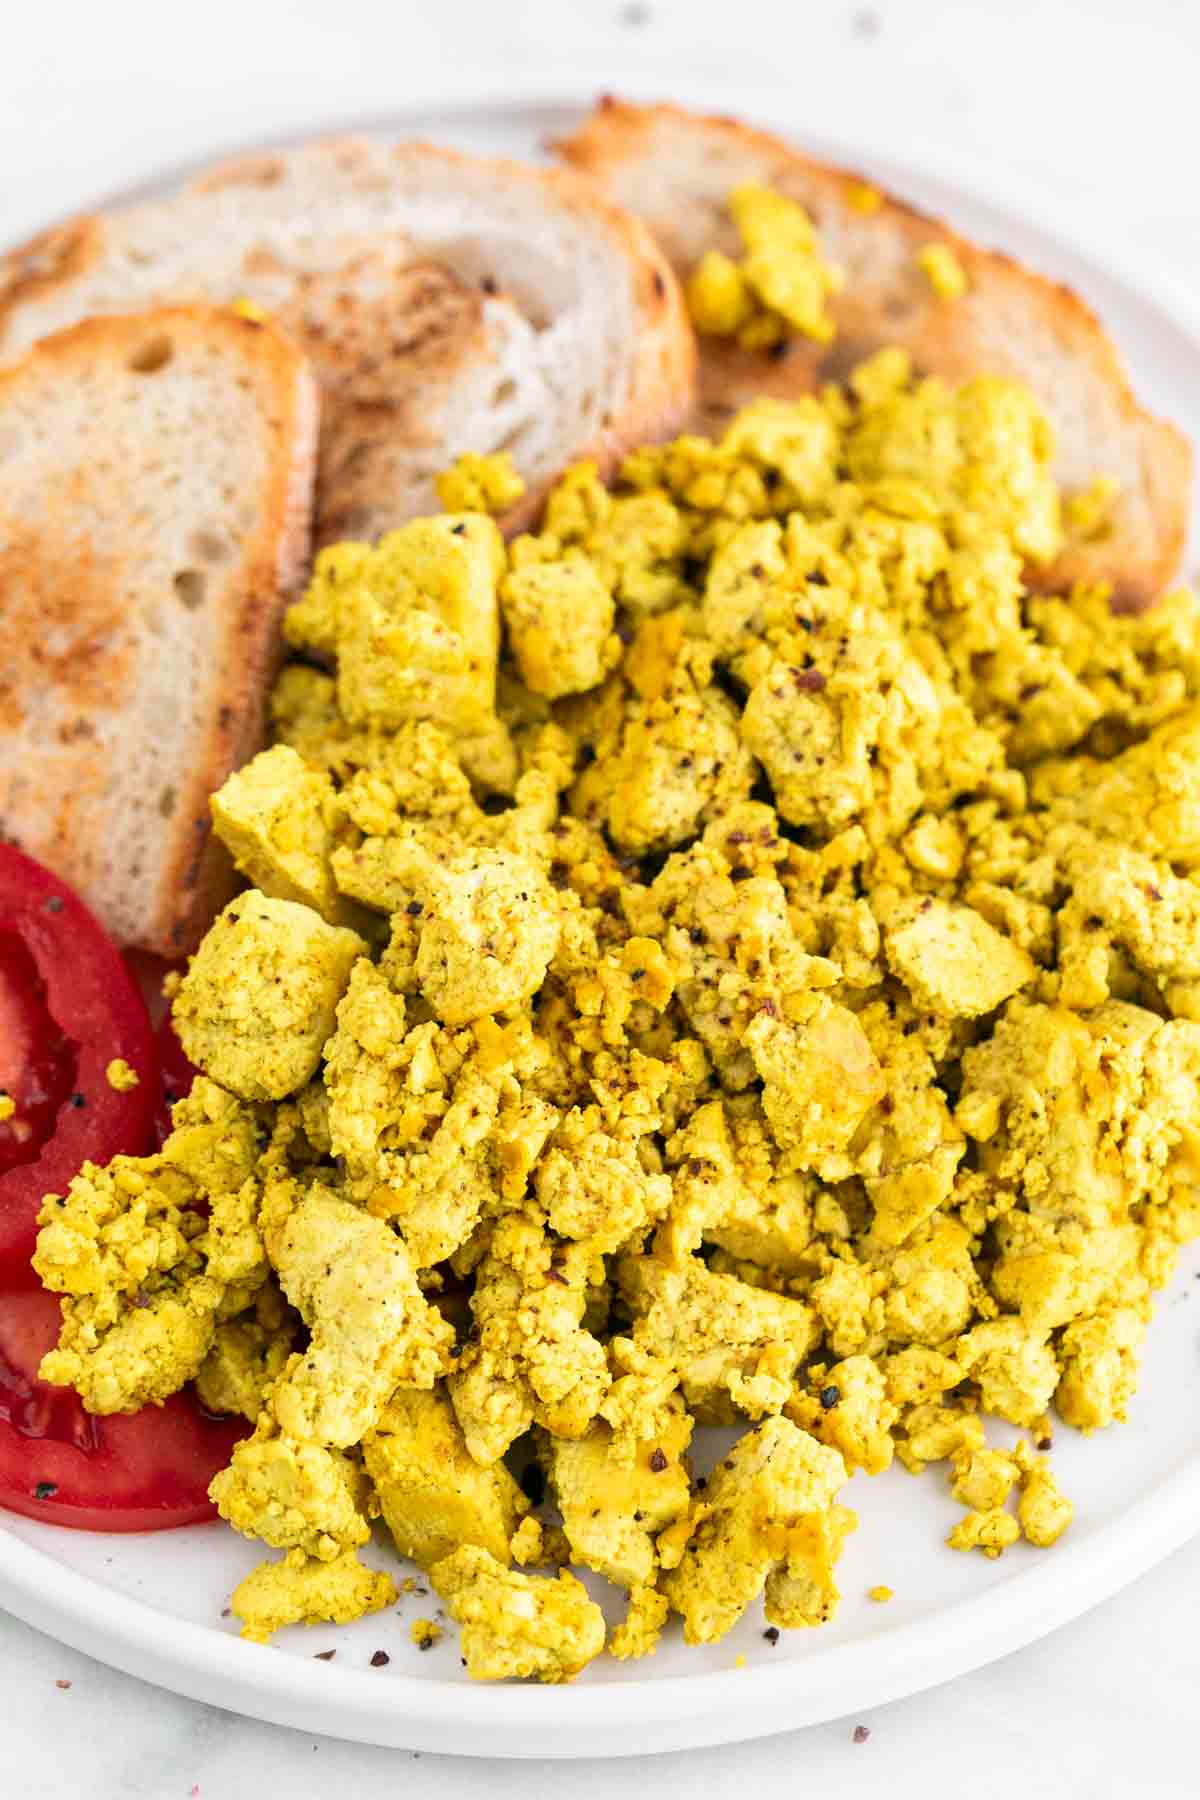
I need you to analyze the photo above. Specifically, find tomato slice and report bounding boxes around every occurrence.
[0,1287,246,1530]
[0,845,159,1286]
[152,1015,199,1148]
[0,932,76,1174]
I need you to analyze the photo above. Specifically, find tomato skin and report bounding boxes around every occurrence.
[0,846,159,1286]
[0,1288,246,1531]
[0,932,76,1173]
[152,1015,199,1148]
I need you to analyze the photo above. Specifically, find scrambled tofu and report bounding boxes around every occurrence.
[173,893,365,1100]
[363,1387,528,1569]
[36,183,1200,1679]
[431,1544,606,1683]
[663,1417,848,1643]
[232,1548,397,1644]
[686,183,843,348]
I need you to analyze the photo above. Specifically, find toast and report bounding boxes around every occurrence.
[0,306,319,954]
[0,138,695,546]
[558,99,1191,609]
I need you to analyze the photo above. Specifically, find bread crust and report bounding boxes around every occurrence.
[0,307,319,954]
[0,136,696,548]
[558,98,1191,609]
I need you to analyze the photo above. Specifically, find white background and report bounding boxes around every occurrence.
[3,0,1200,1794]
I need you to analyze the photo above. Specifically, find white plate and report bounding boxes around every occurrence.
[3,81,1200,1762]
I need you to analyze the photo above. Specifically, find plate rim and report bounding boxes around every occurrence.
[3,75,1199,1758]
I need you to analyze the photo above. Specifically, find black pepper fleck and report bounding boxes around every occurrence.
[370,1650,390,1668]
[406,900,424,916]
[43,895,65,914]
[763,1626,780,1645]
[70,1092,87,1109]
[649,1447,668,1473]
[34,1481,58,1500]
[853,1725,871,1744]
[820,1385,841,1410]
[314,1649,336,1662]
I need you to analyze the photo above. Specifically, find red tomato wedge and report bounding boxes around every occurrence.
[0,931,76,1174]
[152,1015,199,1148]
[0,845,159,1286]
[0,1288,246,1530]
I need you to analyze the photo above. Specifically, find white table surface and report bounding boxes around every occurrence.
[4,0,1200,1793]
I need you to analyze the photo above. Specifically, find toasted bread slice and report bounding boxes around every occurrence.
[0,138,694,546]
[558,99,1191,608]
[0,307,319,954]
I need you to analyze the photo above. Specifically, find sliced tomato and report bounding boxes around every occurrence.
[0,1287,246,1530]
[152,1015,199,1148]
[0,932,76,1174]
[0,845,159,1285]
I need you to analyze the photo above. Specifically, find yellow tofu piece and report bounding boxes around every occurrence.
[787,1355,896,1476]
[1016,1454,1074,1547]
[416,848,560,1025]
[363,1388,527,1570]
[210,1419,370,1559]
[287,516,504,737]
[895,1401,985,1473]
[449,1215,610,1464]
[435,450,525,516]
[194,1290,297,1423]
[950,1446,1020,1512]
[431,1545,606,1683]
[764,1502,857,1629]
[501,556,617,698]
[608,1584,671,1660]
[211,744,363,929]
[954,1318,1060,1429]
[746,998,885,1177]
[917,243,969,301]
[35,1079,264,1413]
[618,1254,819,1424]
[173,892,365,1101]
[264,1185,455,1446]
[1055,1306,1146,1432]
[232,1548,397,1644]
[544,1393,693,1589]
[664,1416,848,1643]
[885,899,1034,1018]
[946,1507,1020,1558]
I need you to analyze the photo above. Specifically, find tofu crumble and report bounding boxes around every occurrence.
[30,188,1200,1683]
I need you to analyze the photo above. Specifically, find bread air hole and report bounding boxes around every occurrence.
[173,569,206,610]
[189,528,232,565]
[128,335,174,374]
